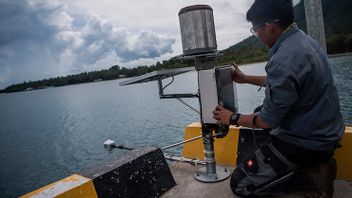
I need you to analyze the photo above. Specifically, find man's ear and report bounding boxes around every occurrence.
[267,23,276,33]
[270,23,284,34]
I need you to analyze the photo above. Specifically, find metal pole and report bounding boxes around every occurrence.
[203,129,216,175]
[193,126,230,182]
[161,135,203,150]
[304,0,327,54]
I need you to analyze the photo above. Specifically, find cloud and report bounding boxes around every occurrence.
[121,30,175,61]
[0,0,175,88]
[0,66,11,83]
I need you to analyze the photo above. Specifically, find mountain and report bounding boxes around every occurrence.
[1,0,351,93]
[296,0,352,53]
[222,0,352,61]
[217,36,268,65]
[296,0,352,34]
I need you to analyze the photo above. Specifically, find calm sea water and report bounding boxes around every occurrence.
[0,56,351,197]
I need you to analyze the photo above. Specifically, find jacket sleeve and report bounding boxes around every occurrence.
[258,60,299,128]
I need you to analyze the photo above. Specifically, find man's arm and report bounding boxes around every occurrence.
[241,75,266,87]
[213,105,271,128]
[237,114,271,128]
[232,64,266,86]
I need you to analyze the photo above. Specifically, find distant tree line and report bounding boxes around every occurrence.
[326,34,352,54]
[0,44,268,93]
[1,0,351,93]
[0,59,194,93]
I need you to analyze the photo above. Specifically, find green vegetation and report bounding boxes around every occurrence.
[221,0,352,64]
[1,0,351,93]
[295,0,352,54]
[0,59,194,93]
[217,36,269,65]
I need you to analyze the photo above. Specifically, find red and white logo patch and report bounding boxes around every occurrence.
[247,159,254,167]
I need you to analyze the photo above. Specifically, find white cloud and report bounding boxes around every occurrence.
[0,0,304,89]
[64,0,254,49]
[0,0,177,88]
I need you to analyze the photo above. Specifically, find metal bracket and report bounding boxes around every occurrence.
[157,77,198,99]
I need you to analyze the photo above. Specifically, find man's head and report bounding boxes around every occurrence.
[246,0,294,48]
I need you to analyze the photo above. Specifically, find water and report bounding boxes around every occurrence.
[0,56,351,197]
[329,55,352,125]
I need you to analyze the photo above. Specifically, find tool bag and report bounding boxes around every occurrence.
[230,142,299,197]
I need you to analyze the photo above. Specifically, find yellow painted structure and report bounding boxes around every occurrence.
[182,122,239,166]
[182,123,352,180]
[21,174,98,198]
[334,126,352,180]
[22,125,352,197]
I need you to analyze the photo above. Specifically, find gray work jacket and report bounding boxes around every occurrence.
[258,24,345,151]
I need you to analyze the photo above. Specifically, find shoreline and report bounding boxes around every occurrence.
[1,52,351,94]
[328,52,352,58]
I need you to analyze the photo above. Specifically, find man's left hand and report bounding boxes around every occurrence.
[212,105,233,125]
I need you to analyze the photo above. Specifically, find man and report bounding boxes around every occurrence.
[212,0,345,197]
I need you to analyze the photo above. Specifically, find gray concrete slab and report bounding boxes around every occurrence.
[163,162,352,198]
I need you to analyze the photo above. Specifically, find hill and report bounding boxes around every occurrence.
[296,0,352,53]
[1,0,351,93]
[222,0,352,62]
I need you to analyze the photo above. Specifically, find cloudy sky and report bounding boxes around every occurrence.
[0,0,299,89]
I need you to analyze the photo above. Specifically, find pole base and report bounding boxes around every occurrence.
[194,166,231,183]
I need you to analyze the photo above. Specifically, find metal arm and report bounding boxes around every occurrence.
[157,77,198,99]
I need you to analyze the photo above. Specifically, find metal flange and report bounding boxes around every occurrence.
[194,166,231,183]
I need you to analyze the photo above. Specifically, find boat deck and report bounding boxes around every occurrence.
[163,162,352,198]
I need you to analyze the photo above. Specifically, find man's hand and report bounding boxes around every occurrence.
[212,105,233,125]
[231,63,247,83]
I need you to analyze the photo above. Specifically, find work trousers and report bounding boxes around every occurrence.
[230,133,334,197]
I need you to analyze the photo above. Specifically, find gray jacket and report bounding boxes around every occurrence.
[258,24,345,151]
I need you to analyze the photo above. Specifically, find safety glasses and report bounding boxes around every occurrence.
[250,19,280,37]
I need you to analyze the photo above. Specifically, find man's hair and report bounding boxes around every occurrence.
[246,0,294,29]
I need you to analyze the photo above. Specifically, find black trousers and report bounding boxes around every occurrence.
[230,132,334,197]
[271,135,334,166]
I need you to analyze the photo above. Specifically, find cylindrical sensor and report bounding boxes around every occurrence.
[178,5,217,55]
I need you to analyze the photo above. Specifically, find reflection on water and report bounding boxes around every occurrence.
[0,56,351,197]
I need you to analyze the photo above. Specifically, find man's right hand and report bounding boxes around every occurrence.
[231,63,247,83]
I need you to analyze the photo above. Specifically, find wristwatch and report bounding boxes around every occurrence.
[230,113,241,126]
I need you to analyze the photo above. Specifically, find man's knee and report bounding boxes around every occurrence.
[230,167,254,196]
[230,166,296,197]
[229,142,299,196]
